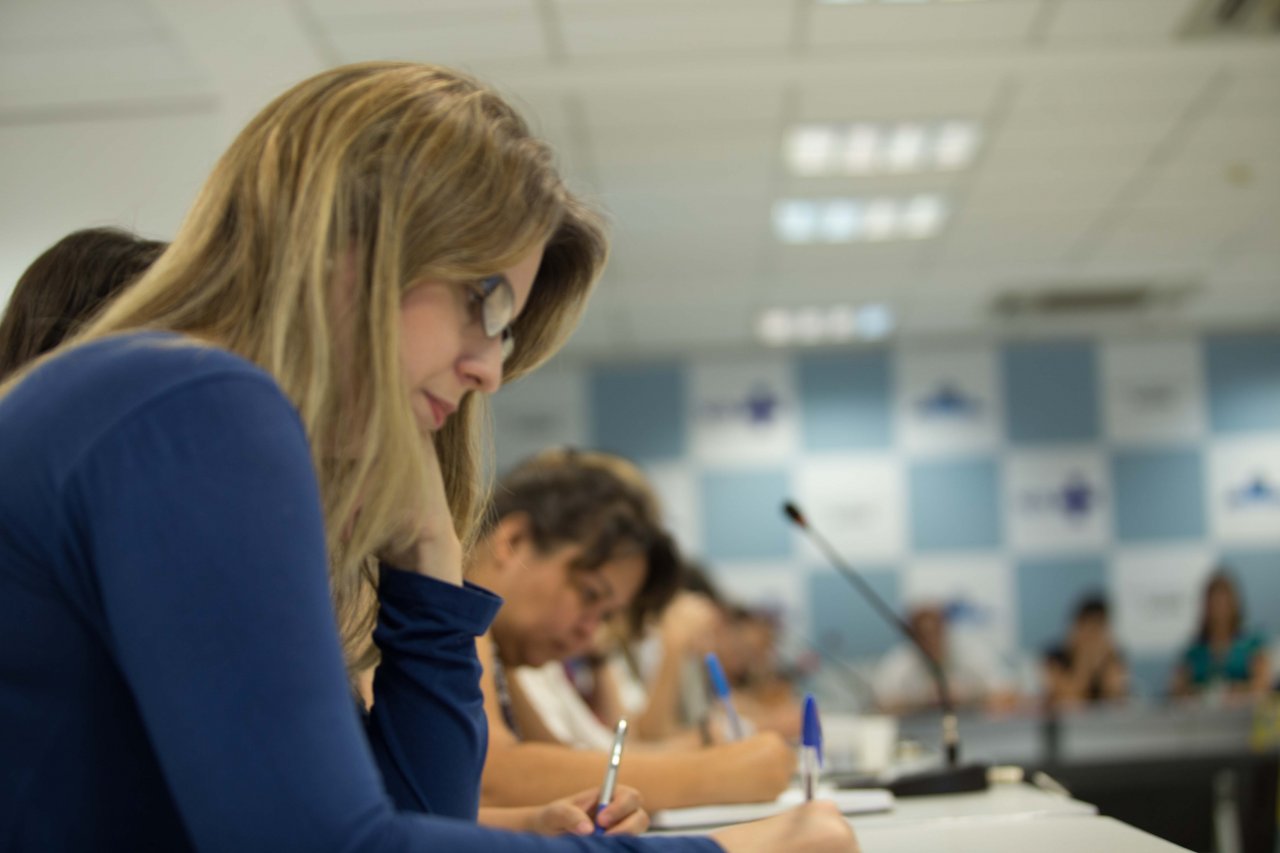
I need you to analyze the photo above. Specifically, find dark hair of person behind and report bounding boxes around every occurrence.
[1196,568,1243,644]
[1074,593,1108,622]
[490,450,682,632]
[0,228,167,381]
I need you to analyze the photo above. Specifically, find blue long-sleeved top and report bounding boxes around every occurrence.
[0,333,720,853]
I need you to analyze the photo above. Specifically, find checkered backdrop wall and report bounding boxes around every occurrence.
[493,333,1280,700]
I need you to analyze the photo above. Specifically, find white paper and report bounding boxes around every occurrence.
[651,786,894,830]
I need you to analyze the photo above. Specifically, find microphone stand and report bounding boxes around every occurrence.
[783,501,988,796]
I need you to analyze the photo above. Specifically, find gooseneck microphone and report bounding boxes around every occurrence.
[782,500,988,796]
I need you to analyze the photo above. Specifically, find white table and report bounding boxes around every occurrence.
[855,815,1193,852]
[851,782,1097,829]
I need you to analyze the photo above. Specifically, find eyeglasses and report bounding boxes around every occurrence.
[467,275,516,363]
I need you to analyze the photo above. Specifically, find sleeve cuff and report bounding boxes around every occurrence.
[377,563,503,635]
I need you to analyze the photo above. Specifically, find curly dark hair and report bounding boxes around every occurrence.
[490,448,682,632]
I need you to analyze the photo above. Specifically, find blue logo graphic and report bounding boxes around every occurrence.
[916,381,983,419]
[1227,474,1280,508]
[1021,472,1099,521]
[702,384,780,426]
[943,597,992,626]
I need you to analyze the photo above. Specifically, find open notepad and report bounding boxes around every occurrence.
[651,786,894,831]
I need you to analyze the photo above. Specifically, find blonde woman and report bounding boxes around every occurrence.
[0,62,856,853]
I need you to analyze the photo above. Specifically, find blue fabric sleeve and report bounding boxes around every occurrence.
[365,567,500,818]
[68,373,720,852]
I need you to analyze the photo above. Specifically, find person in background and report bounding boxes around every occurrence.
[1171,570,1272,702]
[466,449,798,811]
[0,227,166,381]
[716,606,803,740]
[0,61,855,853]
[873,603,1019,716]
[605,563,728,745]
[1042,594,1129,710]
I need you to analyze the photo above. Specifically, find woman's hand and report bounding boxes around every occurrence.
[526,785,648,836]
[379,434,463,586]
[661,592,723,657]
[710,802,859,853]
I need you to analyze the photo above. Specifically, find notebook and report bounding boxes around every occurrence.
[651,786,894,830]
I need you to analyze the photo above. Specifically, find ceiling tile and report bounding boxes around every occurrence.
[1043,0,1200,44]
[807,0,1040,49]
[322,7,549,65]
[556,0,790,58]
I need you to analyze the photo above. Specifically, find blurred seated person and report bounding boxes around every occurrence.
[1171,569,1272,702]
[469,450,794,809]
[1043,594,1129,710]
[873,603,1019,715]
[716,606,802,740]
[607,565,726,743]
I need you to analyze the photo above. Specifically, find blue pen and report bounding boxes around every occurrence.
[801,693,823,801]
[705,652,744,741]
[593,719,628,835]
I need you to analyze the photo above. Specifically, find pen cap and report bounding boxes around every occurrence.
[705,652,731,698]
[802,693,823,766]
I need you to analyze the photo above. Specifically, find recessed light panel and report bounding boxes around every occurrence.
[784,120,981,176]
[773,195,948,243]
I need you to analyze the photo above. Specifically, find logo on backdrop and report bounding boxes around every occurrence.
[1020,472,1100,522]
[701,384,780,426]
[1227,474,1280,509]
[942,597,993,627]
[915,381,983,420]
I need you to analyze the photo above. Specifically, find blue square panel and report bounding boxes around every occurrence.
[1015,556,1108,657]
[908,457,1002,551]
[808,567,900,663]
[1219,548,1280,643]
[1206,334,1280,434]
[1112,448,1206,542]
[700,469,792,561]
[797,352,892,451]
[588,363,685,462]
[1002,342,1100,444]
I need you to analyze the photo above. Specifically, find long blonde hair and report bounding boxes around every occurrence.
[72,62,608,673]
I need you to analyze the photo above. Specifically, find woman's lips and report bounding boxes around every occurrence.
[425,393,456,428]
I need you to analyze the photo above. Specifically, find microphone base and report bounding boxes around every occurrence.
[832,762,990,798]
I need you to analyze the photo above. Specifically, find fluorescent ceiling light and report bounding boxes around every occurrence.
[784,120,981,176]
[773,200,820,244]
[754,304,895,347]
[773,194,947,243]
[757,308,793,346]
[854,303,895,339]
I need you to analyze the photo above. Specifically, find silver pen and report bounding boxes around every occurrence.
[594,719,629,834]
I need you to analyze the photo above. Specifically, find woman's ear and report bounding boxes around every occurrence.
[490,512,533,568]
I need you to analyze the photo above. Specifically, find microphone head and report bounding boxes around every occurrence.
[782,501,806,528]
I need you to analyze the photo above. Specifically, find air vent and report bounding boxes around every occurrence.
[993,283,1197,318]
[1182,0,1280,37]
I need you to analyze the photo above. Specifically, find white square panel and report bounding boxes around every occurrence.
[793,454,907,563]
[904,554,1016,658]
[644,461,703,557]
[1208,438,1280,546]
[689,356,800,465]
[1112,545,1215,656]
[1101,338,1207,445]
[897,344,1003,455]
[1005,447,1111,554]
[491,362,588,473]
